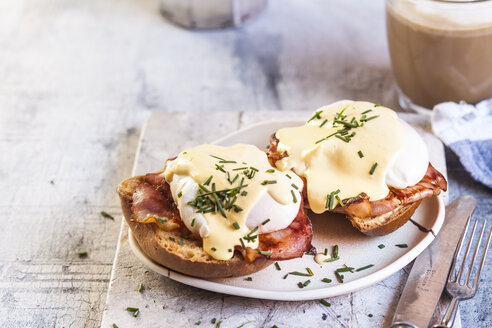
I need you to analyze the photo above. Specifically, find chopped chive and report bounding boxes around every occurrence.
[232,222,240,230]
[210,155,226,161]
[361,109,372,114]
[261,180,277,185]
[245,277,252,281]
[101,211,114,220]
[250,167,259,172]
[368,314,374,317]
[323,257,340,263]
[228,249,232,252]
[288,271,311,277]
[275,262,281,271]
[211,247,216,251]
[157,218,167,224]
[169,237,175,241]
[335,134,349,143]
[177,191,183,198]
[291,184,298,190]
[319,119,328,127]
[395,244,408,248]
[297,282,304,288]
[177,240,184,245]
[113,324,119,328]
[307,110,323,123]
[333,245,339,258]
[336,267,354,273]
[378,244,385,249]
[236,321,254,328]
[204,175,213,186]
[364,115,380,122]
[262,219,271,225]
[369,162,378,175]
[355,264,374,272]
[335,271,344,283]
[180,234,189,239]
[195,321,201,325]
[249,226,259,236]
[138,283,144,293]
[357,150,364,158]
[239,238,246,249]
[335,195,345,207]
[77,252,88,258]
[321,278,332,283]
[126,307,139,312]
[233,167,249,171]
[266,169,275,173]
[259,251,272,256]
[283,274,289,279]
[219,160,237,164]
[286,174,292,179]
[215,164,225,172]
[303,280,311,287]
[315,132,337,144]
[211,318,216,324]
[291,190,297,203]
[191,218,196,227]
[324,248,328,256]
[216,322,222,328]
[320,299,331,307]
[306,267,314,276]
[374,104,381,107]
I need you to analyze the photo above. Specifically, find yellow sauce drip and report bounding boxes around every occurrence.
[275,101,403,214]
[164,144,303,260]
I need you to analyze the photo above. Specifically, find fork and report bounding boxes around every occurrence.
[433,218,492,328]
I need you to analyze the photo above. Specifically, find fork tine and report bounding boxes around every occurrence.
[457,219,478,284]
[450,215,472,282]
[472,223,492,291]
[465,221,487,286]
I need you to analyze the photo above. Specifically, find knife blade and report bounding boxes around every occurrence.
[391,195,477,328]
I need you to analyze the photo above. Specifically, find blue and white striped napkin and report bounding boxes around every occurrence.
[431,99,492,189]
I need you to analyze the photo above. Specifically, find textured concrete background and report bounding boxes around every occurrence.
[0,0,490,327]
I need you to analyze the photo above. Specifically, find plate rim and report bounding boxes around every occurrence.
[128,119,446,301]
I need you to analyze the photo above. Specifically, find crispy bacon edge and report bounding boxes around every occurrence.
[130,172,313,262]
[267,133,448,219]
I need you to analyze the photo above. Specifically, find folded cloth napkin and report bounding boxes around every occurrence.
[431,99,492,189]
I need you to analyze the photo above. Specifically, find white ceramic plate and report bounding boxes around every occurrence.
[128,120,445,301]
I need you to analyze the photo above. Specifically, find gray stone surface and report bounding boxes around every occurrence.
[0,0,489,327]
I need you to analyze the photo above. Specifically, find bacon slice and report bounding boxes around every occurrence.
[267,134,448,219]
[132,172,313,262]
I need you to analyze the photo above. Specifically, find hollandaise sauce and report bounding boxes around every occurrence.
[275,101,403,214]
[164,144,303,260]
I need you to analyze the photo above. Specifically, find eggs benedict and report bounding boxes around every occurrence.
[267,100,447,235]
[118,144,313,278]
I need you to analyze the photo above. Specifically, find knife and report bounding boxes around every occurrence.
[391,195,477,328]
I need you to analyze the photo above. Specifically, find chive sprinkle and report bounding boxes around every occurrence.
[324,248,328,256]
[138,283,144,293]
[126,307,139,312]
[335,195,345,207]
[77,252,88,258]
[291,183,298,190]
[336,267,354,273]
[113,324,119,328]
[275,262,281,271]
[320,299,331,307]
[283,274,289,279]
[177,191,183,198]
[319,119,328,127]
[374,104,381,107]
[395,244,408,248]
[195,321,201,325]
[210,155,225,161]
[363,115,380,122]
[261,180,277,185]
[177,240,184,245]
[333,245,339,258]
[323,257,340,263]
[262,219,271,225]
[335,271,344,283]
[169,237,175,241]
[288,271,311,277]
[157,218,167,224]
[228,249,232,252]
[291,190,297,203]
[307,110,323,122]
[180,234,189,239]
[101,211,114,220]
[361,109,372,114]
[191,218,196,227]
[232,222,240,230]
[303,280,311,287]
[321,278,332,283]
[369,162,378,175]
[259,250,272,256]
[245,277,252,281]
[355,264,374,272]
[266,169,275,173]
[216,321,222,328]
[219,160,237,164]
[239,238,246,249]
[236,321,254,328]
[357,150,364,158]
[133,310,140,317]
[306,267,314,276]
[211,318,216,324]
[233,167,249,171]
[378,244,385,249]
[286,174,292,179]
[211,247,216,251]
[204,175,213,186]
[368,313,374,317]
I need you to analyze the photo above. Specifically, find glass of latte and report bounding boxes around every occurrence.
[386,0,492,113]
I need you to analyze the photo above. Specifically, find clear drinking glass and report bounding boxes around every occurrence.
[386,0,492,113]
